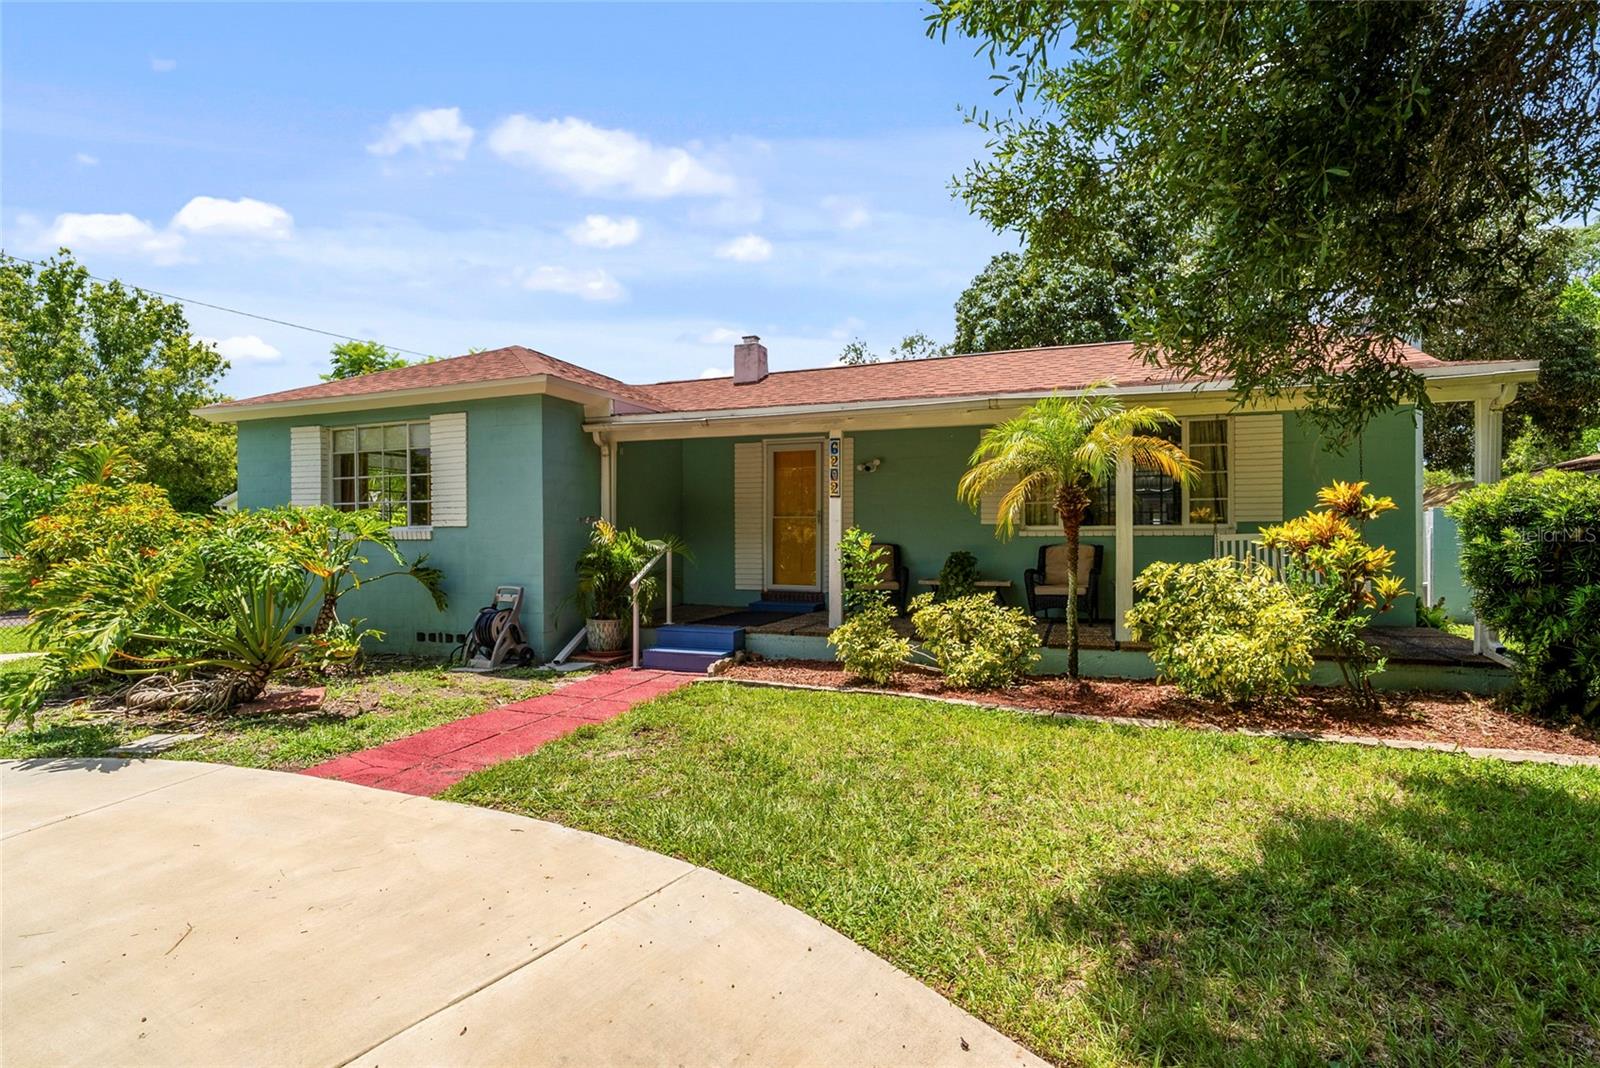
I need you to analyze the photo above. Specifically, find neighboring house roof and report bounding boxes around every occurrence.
[1551,452,1600,474]
[198,337,1536,422]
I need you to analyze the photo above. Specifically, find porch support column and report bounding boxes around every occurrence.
[827,428,844,629]
[1471,394,1504,655]
[1114,454,1134,643]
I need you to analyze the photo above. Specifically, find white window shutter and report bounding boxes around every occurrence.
[289,426,327,507]
[430,412,468,527]
[979,474,1020,525]
[733,442,763,591]
[840,436,855,531]
[1232,414,1284,522]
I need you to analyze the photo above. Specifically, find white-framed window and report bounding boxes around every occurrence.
[1020,417,1231,531]
[331,421,432,527]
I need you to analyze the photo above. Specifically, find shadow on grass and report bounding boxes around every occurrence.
[0,720,123,761]
[1030,767,1600,1065]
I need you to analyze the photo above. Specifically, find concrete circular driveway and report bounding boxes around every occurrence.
[1,758,1041,1067]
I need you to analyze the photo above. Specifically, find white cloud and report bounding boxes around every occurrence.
[150,57,176,73]
[42,212,185,263]
[367,107,475,161]
[698,366,731,379]
[565,214,640,249]
[488,115,735,198]
[715,234,772,263]
[698,327,744,345]
[197,334,282,363]
[74,152,99,167]
[520,265,625,302]
[171,196,293,239]
[821,195,871,230]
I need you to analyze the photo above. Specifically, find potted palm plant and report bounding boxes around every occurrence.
[574,520,682,652]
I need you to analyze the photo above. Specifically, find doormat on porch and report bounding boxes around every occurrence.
[699,609,822,628]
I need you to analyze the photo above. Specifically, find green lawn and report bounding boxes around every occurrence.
[0,661,563,767]
[446,682,1600,1067]
[0,625,36,655]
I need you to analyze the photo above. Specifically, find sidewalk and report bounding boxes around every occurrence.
[302,668,693,795]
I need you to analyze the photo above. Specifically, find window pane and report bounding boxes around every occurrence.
[384,424,407,450]
[359,427,383,451]
[334,478,356,506]
[410,422,430,448]
[409,500,432,526]
[409,474,430,502]
[410,447,430,474]
[332,428,356,453]
[334,454,356,478]
[1189,418,1227,446]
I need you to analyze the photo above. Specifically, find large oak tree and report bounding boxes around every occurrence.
[930,1,1600,440]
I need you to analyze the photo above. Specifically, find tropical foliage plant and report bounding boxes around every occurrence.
[829,601,911,685]
[1450,470,1600,721]
[908,592,1040,690]
[839,526,887,616]
[0,479,440,725]
[936,550,978,601]
[1262,481,1409,708]
[573,519,682,630]
[958,387,1195,676]
[1126,558,1315,705]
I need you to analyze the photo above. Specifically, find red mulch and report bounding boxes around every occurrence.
[721,660,1600,758]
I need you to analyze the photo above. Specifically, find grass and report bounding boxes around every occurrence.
[0,625,36,655]
[446,682,1600,1067]
[0,659,565,768]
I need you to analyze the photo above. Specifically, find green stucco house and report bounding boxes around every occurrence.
[199,337,1535,672]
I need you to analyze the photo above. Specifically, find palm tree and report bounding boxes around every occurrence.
[958,387,1197,678]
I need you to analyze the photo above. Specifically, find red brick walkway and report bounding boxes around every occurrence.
[301,669,694,796]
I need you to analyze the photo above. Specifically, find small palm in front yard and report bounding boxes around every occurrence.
[959,387,1196,677]
[448,683,1600,1067]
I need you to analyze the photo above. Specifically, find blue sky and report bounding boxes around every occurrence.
[2,2,1017,398]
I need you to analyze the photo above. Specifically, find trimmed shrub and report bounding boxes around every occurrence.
[829,601,911,685]
[1450,470,1600,721]
[1126,557,1315,705]
[909,592,1040,689]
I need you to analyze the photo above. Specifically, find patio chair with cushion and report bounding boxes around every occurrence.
[868,542,911,614]
[1024,543,1102,624]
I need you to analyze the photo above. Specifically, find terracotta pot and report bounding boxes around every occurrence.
[586,617,625,652]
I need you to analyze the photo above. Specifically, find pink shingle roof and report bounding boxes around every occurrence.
[210,339,1457,417]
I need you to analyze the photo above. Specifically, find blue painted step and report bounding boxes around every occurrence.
[641,624,744,673]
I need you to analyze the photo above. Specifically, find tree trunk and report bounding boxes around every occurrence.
[311,589,339,635]
[1056,486,1091,680]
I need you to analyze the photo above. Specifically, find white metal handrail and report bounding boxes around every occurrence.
[629,547,673,668]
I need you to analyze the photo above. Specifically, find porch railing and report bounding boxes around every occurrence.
[630,547,673,669]
[1213,532,1290,578]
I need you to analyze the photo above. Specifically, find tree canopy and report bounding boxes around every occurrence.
[322,339,409,380]
[0,250,236,512]
[930,0,1600,439]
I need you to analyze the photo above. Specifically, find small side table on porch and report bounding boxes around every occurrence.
[916,578,1014,605]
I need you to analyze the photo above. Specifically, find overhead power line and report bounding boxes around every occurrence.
[6,254,434,359]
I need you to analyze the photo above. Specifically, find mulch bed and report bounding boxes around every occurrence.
[721,659,1600,758]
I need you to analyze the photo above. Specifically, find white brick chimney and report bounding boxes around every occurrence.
[733,335,768,384]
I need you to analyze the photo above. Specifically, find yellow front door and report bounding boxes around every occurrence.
[770,446,819,588]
